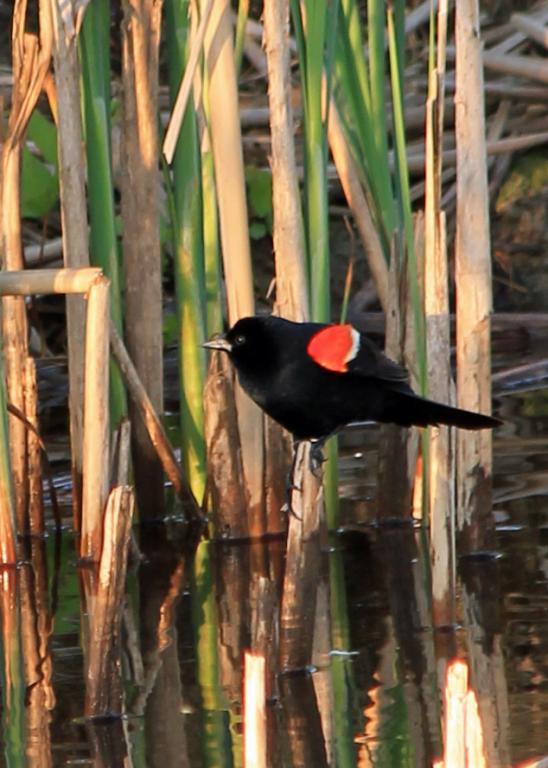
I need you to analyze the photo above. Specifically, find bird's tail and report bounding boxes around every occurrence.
[388,392,502,430]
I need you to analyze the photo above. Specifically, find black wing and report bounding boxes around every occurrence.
[347,334,410,384]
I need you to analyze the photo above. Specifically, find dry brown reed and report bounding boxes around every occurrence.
[120,0,165,514]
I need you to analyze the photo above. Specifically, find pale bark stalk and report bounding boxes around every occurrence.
[81,278,110,560]
[455,0,495,552]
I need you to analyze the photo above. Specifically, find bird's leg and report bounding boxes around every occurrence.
[281,440,304,520]
[309,438,327,477]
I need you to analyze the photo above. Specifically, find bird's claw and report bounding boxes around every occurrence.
[287,503,303,521]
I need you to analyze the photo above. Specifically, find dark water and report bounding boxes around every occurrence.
[5,376,545,768]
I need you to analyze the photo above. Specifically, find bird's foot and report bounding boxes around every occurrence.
[283,478,302,520]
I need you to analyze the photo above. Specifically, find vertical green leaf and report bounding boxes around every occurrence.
[80,0,127,428]
[165,0,208,503]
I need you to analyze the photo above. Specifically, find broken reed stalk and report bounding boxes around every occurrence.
[121,0,164,514]
[50,0,90,518]
[244,651,266,768]
[0,268,104,560]
[204,0,266,535]
[454,0,495,553]
[24,358,44,537]
[0,268,103,296]
[279,442,324,671]
[85,485,134,717]
[109,322,202,520]
[81,277,110,561]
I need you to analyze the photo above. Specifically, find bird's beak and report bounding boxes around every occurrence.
[203,336,232,352]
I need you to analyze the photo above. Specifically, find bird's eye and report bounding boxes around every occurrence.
[234,334,246,346]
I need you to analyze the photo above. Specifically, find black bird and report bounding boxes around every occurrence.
[204,315,501,442]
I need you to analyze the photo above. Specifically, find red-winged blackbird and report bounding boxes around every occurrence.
[204,315,501,441]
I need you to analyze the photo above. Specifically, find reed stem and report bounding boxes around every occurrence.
[81,277,110,561]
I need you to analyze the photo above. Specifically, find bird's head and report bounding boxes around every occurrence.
[203,316,274,368]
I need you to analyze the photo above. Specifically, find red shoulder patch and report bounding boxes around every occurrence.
[307,324,360,373]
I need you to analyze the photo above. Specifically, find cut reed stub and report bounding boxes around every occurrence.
[85,485,134,718]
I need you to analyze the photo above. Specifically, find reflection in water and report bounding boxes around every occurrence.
[279,672,329,768]
[459,555,511,767]
[3,390,548,765]
[15,504,548,766]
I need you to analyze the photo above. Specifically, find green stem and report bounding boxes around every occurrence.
[80,0,127,428]
[165,0,208,503]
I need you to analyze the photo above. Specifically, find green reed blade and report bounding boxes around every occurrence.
[165,0,207,503]
[80,0,127,428]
